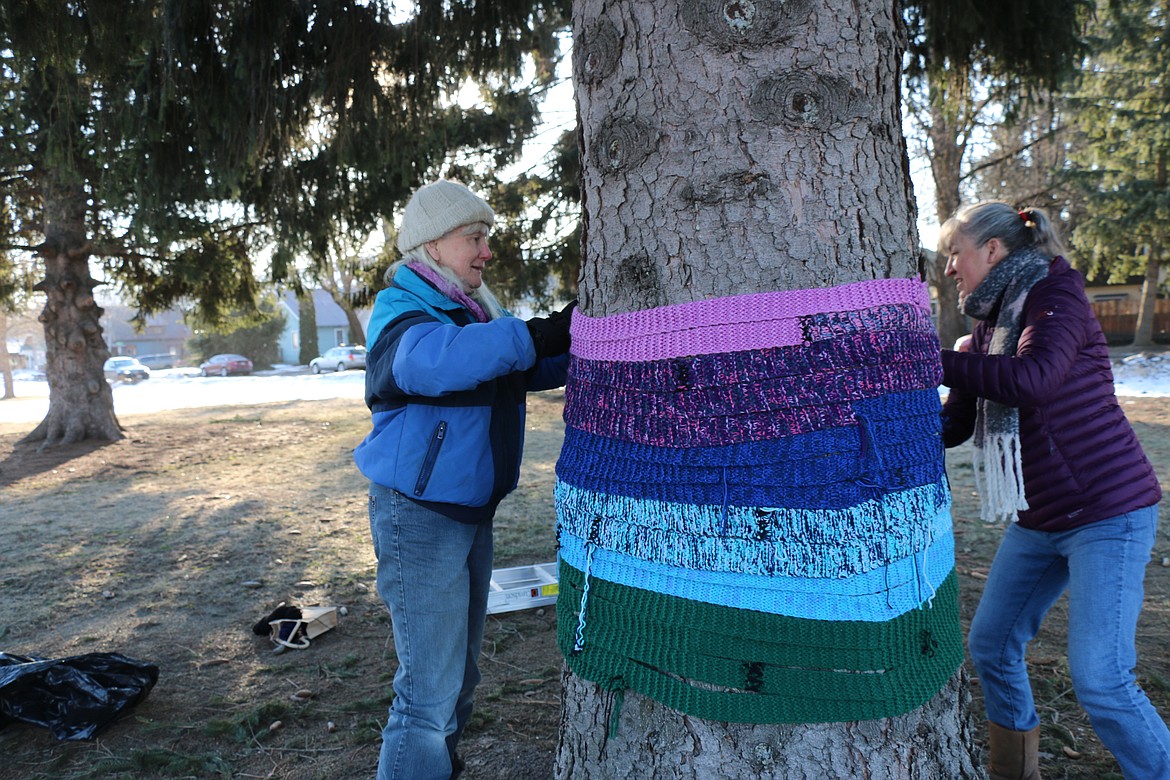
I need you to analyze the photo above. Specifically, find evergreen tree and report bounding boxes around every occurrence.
[487,127,582,311]
[0,0,569,445]
[902,0,1093,349]
[1067,0,1170,345]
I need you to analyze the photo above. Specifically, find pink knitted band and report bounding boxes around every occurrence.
[570,278,930,362]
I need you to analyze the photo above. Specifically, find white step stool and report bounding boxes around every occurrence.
[486,562,559,615]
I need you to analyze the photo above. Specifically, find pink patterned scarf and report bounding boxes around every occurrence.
[407,261,489,323]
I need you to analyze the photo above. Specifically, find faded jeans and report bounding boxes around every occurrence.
[968,504,1170,779]
[369,483,493,780]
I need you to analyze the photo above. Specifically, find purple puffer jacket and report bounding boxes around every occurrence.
[941,256,1161,531]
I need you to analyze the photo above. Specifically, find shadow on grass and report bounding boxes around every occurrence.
[0,438,118,489]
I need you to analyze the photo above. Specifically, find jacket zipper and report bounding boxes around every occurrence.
[414,420,448,495]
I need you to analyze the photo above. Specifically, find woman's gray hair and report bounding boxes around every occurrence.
[383,222,505,320]
[939,201,1068,260]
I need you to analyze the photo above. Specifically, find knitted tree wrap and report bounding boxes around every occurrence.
[556,481,950,579]
[568,278,931,361]
[557,515,956,622]
[556,279,962,724]
[557,563,964,724]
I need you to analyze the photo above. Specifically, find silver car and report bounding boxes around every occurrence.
[310,345,367,374]
[103,356,151,384]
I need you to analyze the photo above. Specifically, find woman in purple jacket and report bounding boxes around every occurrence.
[940,201,1169,780]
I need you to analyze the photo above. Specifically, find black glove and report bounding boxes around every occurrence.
[526,300,577,360]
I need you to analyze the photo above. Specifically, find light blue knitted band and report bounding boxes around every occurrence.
[556,480,950,579]
[557,508,955,623]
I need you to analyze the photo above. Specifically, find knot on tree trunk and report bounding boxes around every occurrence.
[679,0,815,50]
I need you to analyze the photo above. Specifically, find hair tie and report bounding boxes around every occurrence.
[1018,210,1032,225]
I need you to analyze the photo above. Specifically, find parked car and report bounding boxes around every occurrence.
[137,353,176,370]
[310,345,367,374]
[199,354,253,377]
[104,356,151,384]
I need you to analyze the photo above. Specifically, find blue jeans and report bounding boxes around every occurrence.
[368,483,494,780]
[968,505,1170,779]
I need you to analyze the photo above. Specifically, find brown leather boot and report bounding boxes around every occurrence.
[987,721,1041,780]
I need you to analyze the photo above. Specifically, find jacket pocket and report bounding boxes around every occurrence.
[414,420,448,495]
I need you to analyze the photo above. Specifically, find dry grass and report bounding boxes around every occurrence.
[0,391,1168,779]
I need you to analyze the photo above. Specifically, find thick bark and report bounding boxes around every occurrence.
[1132,247,1161,347]
[558,0,983,776]
[573,0,918,315]
[22,173,121,447]
[557,669,981,779]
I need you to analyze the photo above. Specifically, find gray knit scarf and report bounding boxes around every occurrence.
[959,245,1051,523]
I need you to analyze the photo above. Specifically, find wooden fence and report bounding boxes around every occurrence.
[1090,299,1170,344]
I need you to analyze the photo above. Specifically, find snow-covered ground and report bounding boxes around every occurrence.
[4,352,1170,426]
[1,366,366,425]
[1112,352,1170,398]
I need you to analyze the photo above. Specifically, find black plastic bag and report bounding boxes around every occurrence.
[0,652,160,740]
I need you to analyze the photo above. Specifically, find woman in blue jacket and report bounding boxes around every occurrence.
[355,180,571,780]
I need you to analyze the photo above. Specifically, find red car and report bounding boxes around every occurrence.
[199,354,253,377]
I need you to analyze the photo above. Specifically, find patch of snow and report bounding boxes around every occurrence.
[1109,352,1170,398]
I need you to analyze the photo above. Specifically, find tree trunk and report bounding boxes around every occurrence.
[556,0,983,776]
[558,669,981,778]
[0,310,14,400]
[338,296,367,345]
[321,272,368,345]
[1134,147,1167,347]
[23,173,121,447]
[926,69,968,351]
[573,0,915,314]
[298,289,319,366]
[1132,247,1161,348]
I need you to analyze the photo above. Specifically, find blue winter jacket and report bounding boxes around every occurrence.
[354,266,568,523]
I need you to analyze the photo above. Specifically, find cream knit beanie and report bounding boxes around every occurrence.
[396,180,495,253]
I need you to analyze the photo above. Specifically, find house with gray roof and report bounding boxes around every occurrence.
[277,289,371,365]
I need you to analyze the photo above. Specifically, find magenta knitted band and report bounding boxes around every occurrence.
[570,278,931,362]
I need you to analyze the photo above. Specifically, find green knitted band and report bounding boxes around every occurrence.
[559,561,958,668]
[558,561,964,724]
